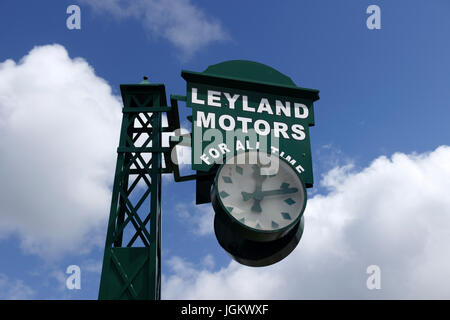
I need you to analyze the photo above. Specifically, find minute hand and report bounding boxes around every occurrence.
[256,187,298,198]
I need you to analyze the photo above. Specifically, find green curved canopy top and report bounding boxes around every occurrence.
[181,60,319,101]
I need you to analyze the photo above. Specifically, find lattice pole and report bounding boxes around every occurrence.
[98,80,177,300]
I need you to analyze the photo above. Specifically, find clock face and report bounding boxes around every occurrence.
[215,151,306,233]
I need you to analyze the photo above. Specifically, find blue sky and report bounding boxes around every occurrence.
[0,0,449,299]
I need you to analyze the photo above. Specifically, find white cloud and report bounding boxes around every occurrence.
[82,260,103,274]
[176,201,214,236]
[201,254,215,270]
[163,146,450,299]
[81,0,229,58]
[50,269,68,292]
[0,44,122,259]
[0,274,35,299]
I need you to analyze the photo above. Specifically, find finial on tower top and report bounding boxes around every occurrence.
[140,76,150,84]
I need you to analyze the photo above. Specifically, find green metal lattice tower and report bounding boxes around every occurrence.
[98,78,181,300]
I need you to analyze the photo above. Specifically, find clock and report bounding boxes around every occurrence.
[214,212,304,267]
[211,150,307,243]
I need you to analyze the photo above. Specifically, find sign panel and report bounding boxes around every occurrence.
[182,60,319,188]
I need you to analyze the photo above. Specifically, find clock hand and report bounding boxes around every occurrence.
[241,191,254,202]
[251,200,262,213]
[241,188,298,201]
[240,192,264,212]
[242,181,298,201]
[250,164,266,213]
[258,187,298,197]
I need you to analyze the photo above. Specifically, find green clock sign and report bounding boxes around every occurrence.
[181,60,319,188]
[180,60,320,266]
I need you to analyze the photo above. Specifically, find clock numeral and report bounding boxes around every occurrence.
[284,198,295,206]
[219,191,230,198]
[222,176,233,184]
[271,221,279,229]
[235,166,244,175]
[281,212,292,220]
[280,182,290,189]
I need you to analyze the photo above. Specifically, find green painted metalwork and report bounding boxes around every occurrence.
[98,61,320,297]
[99,81,179,300]
[181,60,320,188]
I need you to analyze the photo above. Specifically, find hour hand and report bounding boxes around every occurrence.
[241,191,264,212]
[250,164,266,212]
[241,191,253,202]
[259,187,298,197]
[251,200,262,213]
[242,182,298,201]
[241,191,264,201]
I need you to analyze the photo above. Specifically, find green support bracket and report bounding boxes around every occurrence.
[167,94,197,182]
